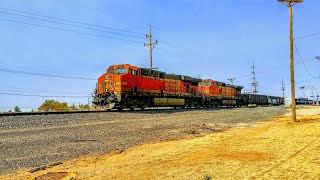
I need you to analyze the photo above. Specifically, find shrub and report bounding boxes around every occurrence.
[38,100,68,112]
[14,106,21,112]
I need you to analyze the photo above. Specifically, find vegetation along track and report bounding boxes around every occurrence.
[0,106,286,175]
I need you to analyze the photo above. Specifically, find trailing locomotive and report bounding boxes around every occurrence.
[93,64,283,110]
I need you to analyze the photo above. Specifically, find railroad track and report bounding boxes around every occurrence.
[0,107,225,117]
[0,110,111,117]
[0,105,260,117]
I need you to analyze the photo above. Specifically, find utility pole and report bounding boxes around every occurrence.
[228,78,236,85]
[312,90,315,105]
[87,97,91,110]
[144,24,157,72]
[281,79,286,99]
[251,63,258,94]
[278,0,303,122]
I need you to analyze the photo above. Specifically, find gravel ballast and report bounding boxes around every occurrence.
[0,106,286,175]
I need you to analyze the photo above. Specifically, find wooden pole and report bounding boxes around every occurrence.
[289,3,297,122]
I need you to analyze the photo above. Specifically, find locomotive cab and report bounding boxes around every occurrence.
[199,79,221,98]
[94,64,141,109]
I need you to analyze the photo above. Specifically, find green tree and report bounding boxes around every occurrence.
[79,104,91,111]
[69,103,79,111]
[38,100,69,112]
[14,106,21,112]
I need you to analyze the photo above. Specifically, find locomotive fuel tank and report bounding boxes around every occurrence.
[153,98,185,107]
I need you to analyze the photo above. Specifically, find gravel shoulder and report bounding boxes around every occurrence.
[0,106,286,175]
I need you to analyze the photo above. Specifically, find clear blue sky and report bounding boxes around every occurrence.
[0,0,319,110]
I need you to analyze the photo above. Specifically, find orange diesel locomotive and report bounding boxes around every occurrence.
[93,64,243,110]
[199,79,244,107]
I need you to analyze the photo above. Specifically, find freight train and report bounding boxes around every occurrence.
[93,64,283,110]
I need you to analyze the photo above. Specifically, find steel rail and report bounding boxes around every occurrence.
[0,110,111,117]
[0,106,271,117]
[0,107,219,117]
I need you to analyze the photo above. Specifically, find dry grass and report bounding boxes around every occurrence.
[2,107,320,179]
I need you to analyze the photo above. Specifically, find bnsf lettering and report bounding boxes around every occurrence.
[106,82,114,86]
[165,83,179,91]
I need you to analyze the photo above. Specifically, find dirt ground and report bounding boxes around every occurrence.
[2,106,320,179]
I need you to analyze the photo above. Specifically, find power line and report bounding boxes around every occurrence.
[296,77,316,84]
[0,7,195,53]
[0,7,199,57]
[153,36,199,55]
[295,32,320,40]
[0,10,145,40]
[0,67,96,80]
[293,41,320,79]
[0,89,91,95]
[155,46,196,58]
[0,62,32,69]
[0,18,144,44]
[150,25,200,55]
[0,17,191,58]
[0,7,145,35]
[0,8,198,56]
[0,92,90,98]
[153,37,178,48]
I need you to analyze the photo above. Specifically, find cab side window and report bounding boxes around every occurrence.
[131,69,138,76]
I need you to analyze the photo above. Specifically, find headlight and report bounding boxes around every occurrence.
[106,75,112,80]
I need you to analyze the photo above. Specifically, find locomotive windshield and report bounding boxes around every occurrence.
[107,68,128,74]
[115,68,128,74]
[107,69,114,73]
[203,82,212,86]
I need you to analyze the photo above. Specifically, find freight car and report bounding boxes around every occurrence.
[93,64,283,110]
[241,94,283,106]
[296,98,314,105]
